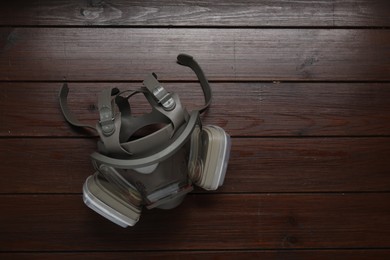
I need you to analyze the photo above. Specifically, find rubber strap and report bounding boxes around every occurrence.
[59,83,96,131]
[177,54,212,113]
[142,74,187,133]
[115,95,131,118]
[96,87,133,156]
[98,88,116,136]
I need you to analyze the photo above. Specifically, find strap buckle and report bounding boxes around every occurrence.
[143,73,176,111]
[99,106,115,136]
[152,85,175,111]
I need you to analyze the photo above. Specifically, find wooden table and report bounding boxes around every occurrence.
[1,1,389,259]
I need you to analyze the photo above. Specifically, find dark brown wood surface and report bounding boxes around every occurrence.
[2,250,390,260]
[1,28,389,81]
[2,82,390,137]
[1,194,390,251]
[1,138,389,193]
[1,0,389,259]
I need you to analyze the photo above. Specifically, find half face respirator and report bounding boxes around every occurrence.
[59,54,231,227]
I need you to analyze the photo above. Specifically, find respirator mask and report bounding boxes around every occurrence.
[59,54,231,227]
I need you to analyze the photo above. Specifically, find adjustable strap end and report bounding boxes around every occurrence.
[177,53,194,66]
[176,54,212,114]
[59,82,69,99]
[58,83,97,132]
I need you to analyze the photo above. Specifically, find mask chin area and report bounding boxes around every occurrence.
[190,125,231,191]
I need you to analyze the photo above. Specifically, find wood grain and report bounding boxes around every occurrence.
[2,82,390,137]
[1,194,389,251]
[1,28,389,81]
[2,250,390,260]
[1,0,389,257]
[1,137,389,194]
[0,0,389,27]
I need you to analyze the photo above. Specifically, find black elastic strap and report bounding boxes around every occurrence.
[177,54,212,114]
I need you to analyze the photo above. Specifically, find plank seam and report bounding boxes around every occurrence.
[1,25,390,30]
[1,247,390,253]
[2,191,390,196]
[1,80,390,84]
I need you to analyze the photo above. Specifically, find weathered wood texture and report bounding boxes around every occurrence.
[1,0,389,258]
[1,138,389,193]
[2,250,390,260]
[1,28,389,81]
[1,194,390,251]
[0,0,389,27]
[1,83,390,137]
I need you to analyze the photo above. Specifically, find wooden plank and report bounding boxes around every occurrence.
[2,250,390,260]
[0,0,389,27]
[1,28,389,81]
[1,194,389,251]
[2,82,390,137]
[1,138,389,193]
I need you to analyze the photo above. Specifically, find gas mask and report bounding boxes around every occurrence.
[59,54,231,227]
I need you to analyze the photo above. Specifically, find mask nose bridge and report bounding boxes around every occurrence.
[119,110,171,143]
[90,111,200,169]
